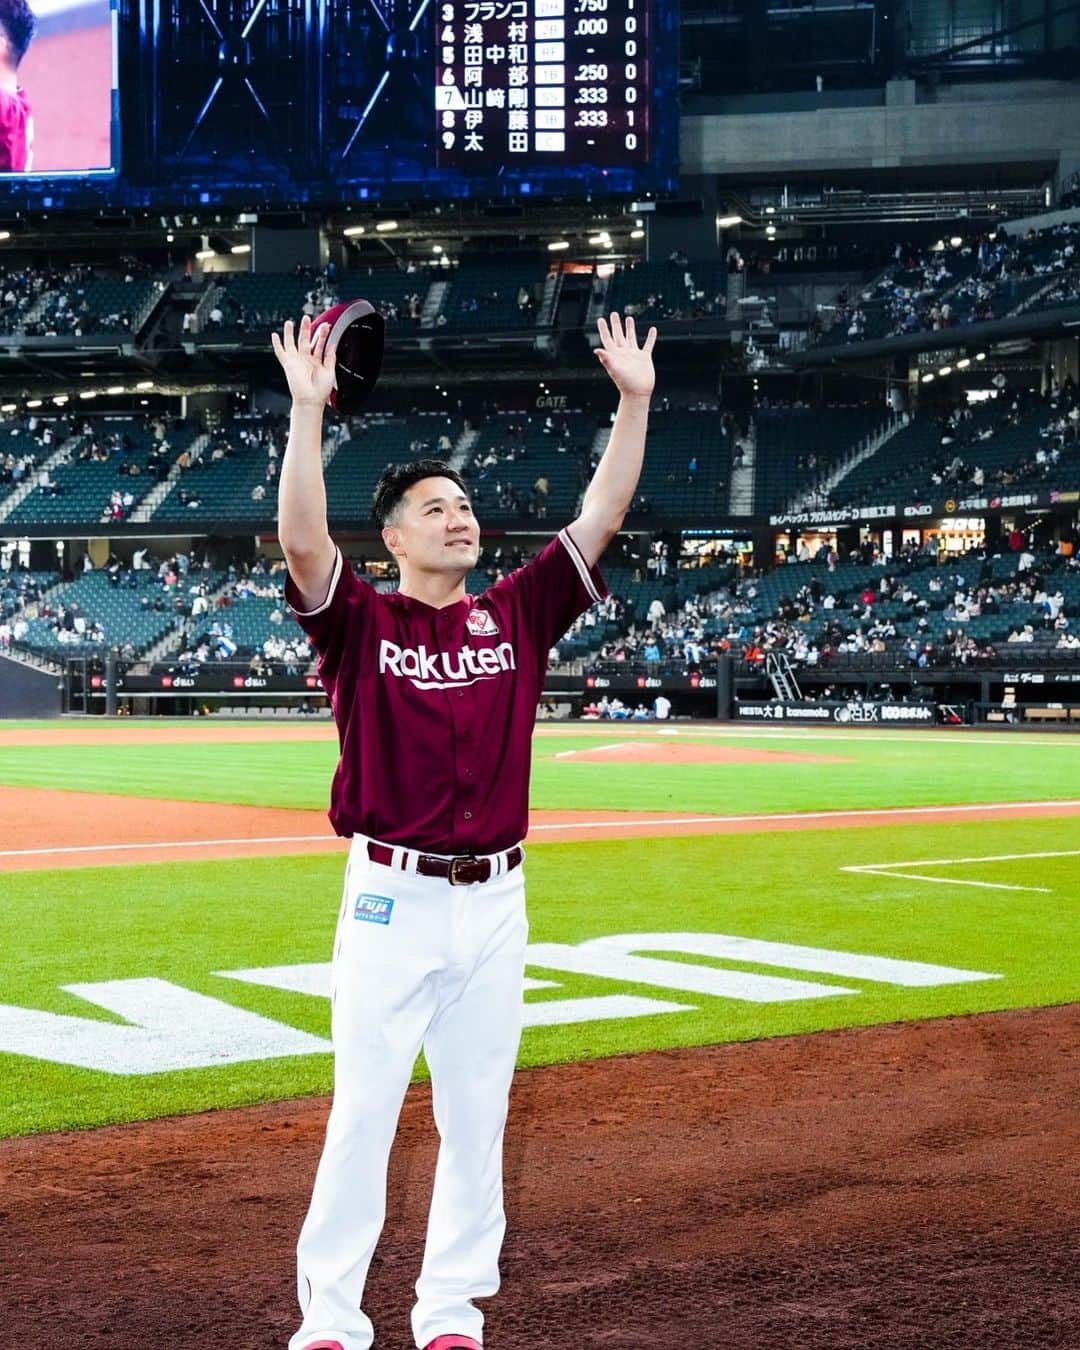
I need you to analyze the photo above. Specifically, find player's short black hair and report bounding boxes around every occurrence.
[0,1,36,66]
[372,458,470,528]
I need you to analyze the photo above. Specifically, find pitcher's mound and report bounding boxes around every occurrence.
[556,742,849,766]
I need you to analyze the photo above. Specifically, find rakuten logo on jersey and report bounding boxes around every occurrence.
[379,638,517,690]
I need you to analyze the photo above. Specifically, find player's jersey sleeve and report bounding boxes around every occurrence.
[284,546,372,683]
[492,526,608,660]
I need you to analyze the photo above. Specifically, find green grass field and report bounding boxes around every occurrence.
[1,721,1078,1138]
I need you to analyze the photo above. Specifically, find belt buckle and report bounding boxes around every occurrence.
[448,855,477,886]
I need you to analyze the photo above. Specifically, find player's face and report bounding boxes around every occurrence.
[390,476,481,573]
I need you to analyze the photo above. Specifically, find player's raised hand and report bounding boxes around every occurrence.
[270,314,336,407]
[595,311,657,399]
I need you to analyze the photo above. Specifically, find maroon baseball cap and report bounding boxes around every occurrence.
[312,298,385,414]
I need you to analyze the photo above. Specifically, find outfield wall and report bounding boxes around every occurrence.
[0,654,62,718]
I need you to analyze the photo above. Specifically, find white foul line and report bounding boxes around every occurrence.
[1,806,1078,861]
[842,848,1080,895]
[0,834,336,859]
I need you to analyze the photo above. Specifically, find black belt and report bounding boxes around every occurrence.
[366,840,523,886]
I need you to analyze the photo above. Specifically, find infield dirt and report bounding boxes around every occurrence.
[0,1003,1075,1349]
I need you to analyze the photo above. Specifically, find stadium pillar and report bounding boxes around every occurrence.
[716,654,733,720]
[105,653,117,717]
[752,525,775,572]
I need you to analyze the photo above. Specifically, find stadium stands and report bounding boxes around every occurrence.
[634,408,732,516]
[607,256,726,323]
[829,385,1079,507]
[324,413,462,524]
[435,258,550,332]
[817,220,1080,350]
[462,410,594,521]
[4,417,200,528]
[754,404,885,511]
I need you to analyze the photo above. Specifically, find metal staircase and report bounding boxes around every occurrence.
[584,268,611,337]
[786,412,908,515]
[766,651,802,702]
[129,433,211,522]
[537,267,563,328]
[420,281,449,328]
[728,424,756,516]
[448,425,479,475]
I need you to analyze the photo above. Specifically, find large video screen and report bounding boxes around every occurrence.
[0,0,116,178]
[0,0,677,209]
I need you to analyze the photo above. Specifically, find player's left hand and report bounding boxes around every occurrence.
[595,311,657,399]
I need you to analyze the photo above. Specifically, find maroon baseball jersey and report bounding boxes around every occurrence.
[285,527,606,853]
[0,88,32,172]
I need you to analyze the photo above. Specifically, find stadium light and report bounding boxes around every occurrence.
[956,358,971,369]
[195,248,215,260]
[230,244,251,255]
[166,233,175,242]
[52,395,67,405]
[375,220,398,232]
[0,402,14,412]
[938,366,952,376]
[950,236,962,247]
[25,399,41,408]
[765,224,776,236]
[432,244,443,253]
[79,391,97,399]
[106,385,125,395]
[343,225,365,237]
[588,234,608,246]
[921,373,935,383]
[135,380,154,390]
[716,215,742,228]
[548,240,570,251]
[630,229,645,239]
[0,231,10,241]
[975,352,987,360]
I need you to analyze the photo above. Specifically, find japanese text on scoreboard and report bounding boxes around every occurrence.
[435,0,650,168]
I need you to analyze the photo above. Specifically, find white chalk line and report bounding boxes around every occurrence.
[553,743,625,759]
[842,848,1080,895]
[536,726,1080,747]
[3,802,1079,861]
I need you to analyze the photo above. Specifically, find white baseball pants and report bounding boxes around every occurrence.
[289,834,528,1350]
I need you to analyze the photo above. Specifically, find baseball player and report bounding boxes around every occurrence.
[271,306,657,1350]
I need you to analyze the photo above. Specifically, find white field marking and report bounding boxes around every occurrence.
[535,725,1080,747]
[3,801,1079,862]
[0,833,336,859]
[0,979,331,1075]
[217,962,693,1028]
[219,963,562,999]
[529,800,1080,832]
[553,743,624,759]
[843,848,1080,895]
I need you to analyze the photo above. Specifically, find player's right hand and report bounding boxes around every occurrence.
[271,314,336,407]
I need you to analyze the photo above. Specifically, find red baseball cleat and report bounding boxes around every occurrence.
[424,1338,482,1350]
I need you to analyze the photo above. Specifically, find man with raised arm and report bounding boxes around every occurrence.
[271,308,657,1350]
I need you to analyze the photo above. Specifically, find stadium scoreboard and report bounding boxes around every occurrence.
[0,0,677,210]
[435,0,651,170]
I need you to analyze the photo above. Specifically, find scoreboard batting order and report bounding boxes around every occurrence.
[436,0,651,169]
